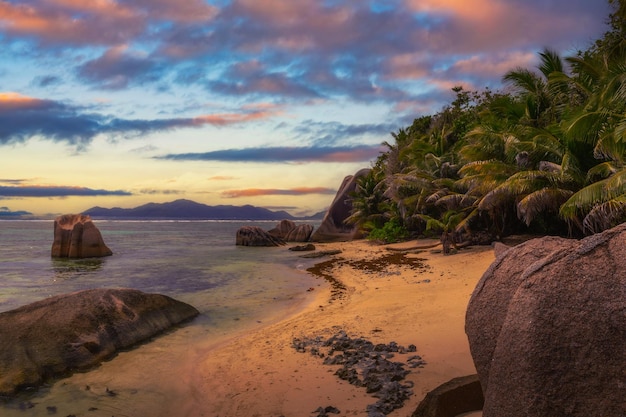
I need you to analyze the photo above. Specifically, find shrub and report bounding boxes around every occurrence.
[367,219,409,243]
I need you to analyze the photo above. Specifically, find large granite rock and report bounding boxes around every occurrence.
[268,220,314,242]
[285,224,314,242]
[51,214,112,258]
[236,226,285,246]
[310,168,370,242]
[0,288,199,396]
[267,219,297,239]
[412,374,484,417]
[466,224,626,417]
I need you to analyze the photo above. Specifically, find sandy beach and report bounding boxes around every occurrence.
[3,238,494,417]
[182,239,495,417]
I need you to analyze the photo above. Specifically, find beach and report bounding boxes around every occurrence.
[3,238,495,417]
[180,239,495,417]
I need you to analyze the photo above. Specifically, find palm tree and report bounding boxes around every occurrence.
[558,41,626,233]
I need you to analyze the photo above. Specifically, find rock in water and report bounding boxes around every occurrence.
[268,220,314,242]
[285,224,314,242]
[51,214,112,258]
[267,219,297,239]
[236,225,285,246]
[310,168,370,242]
[465,224,626,417]
[0,288,199,396]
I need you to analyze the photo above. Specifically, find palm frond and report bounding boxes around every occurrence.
[559,180,609,220]
[478,186,516,212]
[587,161,620,180]
[582,196,626,234]
[436,193,469,210]
[454,207,480,234]
[517,188,573,226]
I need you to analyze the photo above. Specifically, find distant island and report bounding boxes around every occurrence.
[84,199,325,221]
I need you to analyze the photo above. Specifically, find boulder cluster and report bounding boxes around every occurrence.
[465,223,626,417]
[235,220,314,246]
[236,169,370,246]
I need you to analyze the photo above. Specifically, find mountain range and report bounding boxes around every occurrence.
[84,199,325,220]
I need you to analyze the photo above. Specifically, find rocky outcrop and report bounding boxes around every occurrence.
[289,243,316,252]
[0,288,199,396]
[267,220,314,242]
[412,374,484,417]
[285,224,314,242]
[51,214,112,258]
[267,219,297,239]
[236,226,285,246]
[466,224,626,417]
[310,168,370,242]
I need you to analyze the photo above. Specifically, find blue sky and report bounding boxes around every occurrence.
[0,0,613,217]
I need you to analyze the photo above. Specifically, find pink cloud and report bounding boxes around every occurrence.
[0,0,216,46]
[404,0,604,54]
[0,92,49,111]
[192,104,284,127]
[386,53,431,80]
[208,176,237,181]
[450,52,537,79]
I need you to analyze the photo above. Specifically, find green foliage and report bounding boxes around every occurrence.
[348,0,626,238]
[367,219,409,243]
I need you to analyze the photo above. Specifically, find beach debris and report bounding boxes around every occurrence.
[293,330,425,416]
[305,259,347,302]
[312,405,341,416]
[344,252,428,274]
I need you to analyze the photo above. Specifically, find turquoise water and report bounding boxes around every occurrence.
[0,220,320,318]
[0,220,323,416]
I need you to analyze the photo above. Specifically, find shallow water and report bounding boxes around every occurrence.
[0,220,321,416]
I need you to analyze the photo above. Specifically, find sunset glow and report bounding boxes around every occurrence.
[0,0,611,217]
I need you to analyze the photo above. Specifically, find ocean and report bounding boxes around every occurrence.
[0,219,322,416]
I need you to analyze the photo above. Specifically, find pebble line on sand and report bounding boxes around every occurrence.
[293,330,426,417]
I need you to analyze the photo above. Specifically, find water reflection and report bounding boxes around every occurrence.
[51,258,105,281]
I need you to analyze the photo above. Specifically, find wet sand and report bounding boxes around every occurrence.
[183,239,494,416]
[4,239,495,417]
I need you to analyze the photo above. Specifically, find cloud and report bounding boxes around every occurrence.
[208,176,238,181]
[0,0,613,148]
[158,145,384,163]
[0,0,217,46]
[0,206,32,216]
[0,185,132,197]
[76,45,164,89]
[32,75,63,88]
[138,188,183,195]
[292,120,395,145]
[221,187,337,198]
[0,92,283,147]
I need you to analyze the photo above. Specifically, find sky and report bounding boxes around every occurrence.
[0,0,613,218]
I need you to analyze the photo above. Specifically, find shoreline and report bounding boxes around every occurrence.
[182,239,495,417]
[2,238,495,417]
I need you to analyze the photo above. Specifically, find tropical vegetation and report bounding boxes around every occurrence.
[348,0,626,249]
